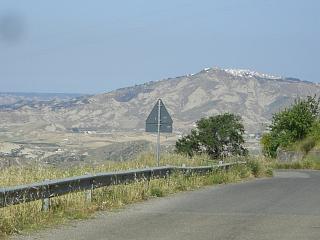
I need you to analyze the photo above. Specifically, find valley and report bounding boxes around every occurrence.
[1,67,318,167]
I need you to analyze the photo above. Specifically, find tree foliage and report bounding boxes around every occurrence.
[309,120,320,141]
[175,113,248,159]
[261,96,320,158]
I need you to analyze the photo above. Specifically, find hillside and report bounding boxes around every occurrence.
[1,67,320,166]
[0,92,87,110]
[1,67,319,133]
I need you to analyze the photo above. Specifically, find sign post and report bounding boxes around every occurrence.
[146,99,173,166]
[156,99,161,165]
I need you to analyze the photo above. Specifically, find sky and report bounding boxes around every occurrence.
[0,0,319,94]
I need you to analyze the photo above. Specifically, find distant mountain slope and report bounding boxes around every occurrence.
[0,92,87,110]
[1,68,319,133]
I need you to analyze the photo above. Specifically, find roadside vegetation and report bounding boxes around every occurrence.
[261,95,320,158]
[3,103,320,237]
[271,157,320,170]
[176,113,248,158]
[259,95,320,170]
[0,153,209,188]
[0,153,271,237]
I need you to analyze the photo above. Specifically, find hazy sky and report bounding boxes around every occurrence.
[0,0,319,93]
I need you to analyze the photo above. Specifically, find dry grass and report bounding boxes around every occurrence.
[272,157,320,170]
[0,153,210,188]
[0,153,270,238]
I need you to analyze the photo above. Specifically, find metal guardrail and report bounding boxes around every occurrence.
[0,162,243,209]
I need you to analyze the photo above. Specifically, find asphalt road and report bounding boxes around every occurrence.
[13,170,320,240]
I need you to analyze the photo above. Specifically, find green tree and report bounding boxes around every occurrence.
[175,113,248,158]
[261,96,320,158]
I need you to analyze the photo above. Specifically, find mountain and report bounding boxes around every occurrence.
[0,92,87,110]
[1,67,319,134]
[1,67,320,166]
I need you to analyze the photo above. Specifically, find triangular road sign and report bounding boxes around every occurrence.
[146,99,173,133]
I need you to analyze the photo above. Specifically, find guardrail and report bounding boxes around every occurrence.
[0,162,243,210]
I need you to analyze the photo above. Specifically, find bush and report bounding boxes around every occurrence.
[176,113,248,159]
[261,96,320,158]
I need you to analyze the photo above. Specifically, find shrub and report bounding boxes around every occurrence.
[176,113,248,159]
[261,96,320,158]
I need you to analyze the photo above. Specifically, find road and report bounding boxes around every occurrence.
[13,170,320,240]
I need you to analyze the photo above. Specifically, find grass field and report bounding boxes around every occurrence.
[0,153,271,238]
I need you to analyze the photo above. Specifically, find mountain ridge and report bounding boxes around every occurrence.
[1,67,319,134]
[103,67,316,98]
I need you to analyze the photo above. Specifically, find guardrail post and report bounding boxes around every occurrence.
[42,197,50,212]
[85,185,93,203]
[85,175,93,203]
[165,168,170,187]
[41,179,51,211]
